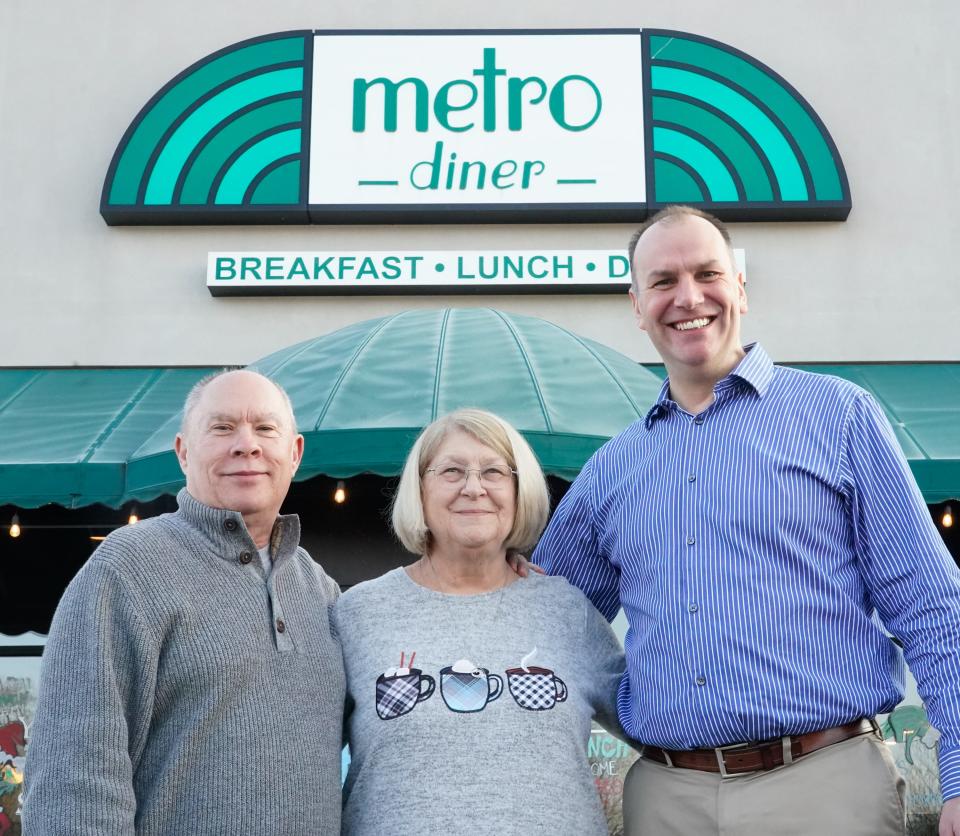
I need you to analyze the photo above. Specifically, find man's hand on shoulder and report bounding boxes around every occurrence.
[506,551,546,578]
[940,796,960,836]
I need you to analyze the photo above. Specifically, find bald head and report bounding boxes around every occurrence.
[181,370,296,438]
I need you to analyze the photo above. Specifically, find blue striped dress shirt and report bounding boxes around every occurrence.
[533,343,960,799]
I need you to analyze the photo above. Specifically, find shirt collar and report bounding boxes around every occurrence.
[643,343,774,428]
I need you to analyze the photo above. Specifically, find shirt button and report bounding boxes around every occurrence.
[276,618,286,633]
[688,603,699,613]
[696,676,707,686]
[238,551,253,565]
[223,519,238,532]
[694,416,704,425]
[686,537,696,546]
[687,474,696,483]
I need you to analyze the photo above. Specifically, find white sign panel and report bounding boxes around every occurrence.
[308,32,645,207]
[207,249,745,296]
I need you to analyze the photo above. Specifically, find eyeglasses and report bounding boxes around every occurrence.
[425,465,517,487]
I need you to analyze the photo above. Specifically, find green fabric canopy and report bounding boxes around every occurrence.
[1,313,957,508]
[125,308,666,500]
[0,368,216,508]
[795,363,960,504]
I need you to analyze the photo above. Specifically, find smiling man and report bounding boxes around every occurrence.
[534,206,960,835]
[23,370,345,836]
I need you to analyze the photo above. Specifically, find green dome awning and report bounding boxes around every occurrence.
[2,314,957,508]
[125,308,665,499]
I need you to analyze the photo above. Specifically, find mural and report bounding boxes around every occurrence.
[0,636,44,836]
[588,724,638,836]
[879,702,941,836]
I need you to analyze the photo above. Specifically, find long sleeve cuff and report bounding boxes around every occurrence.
[938,741,960,800]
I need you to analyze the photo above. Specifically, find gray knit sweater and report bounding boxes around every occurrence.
[333,569,625,835]
[22,489,345,836]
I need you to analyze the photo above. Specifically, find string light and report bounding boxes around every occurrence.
[943,505,954,529]
[128,506,139,525]
[8,515,20,539]
[333,481,346,504]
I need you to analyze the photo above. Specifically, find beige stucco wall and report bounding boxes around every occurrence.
[1,0,957,366]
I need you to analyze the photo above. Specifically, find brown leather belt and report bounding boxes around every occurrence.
[640,719,877,777]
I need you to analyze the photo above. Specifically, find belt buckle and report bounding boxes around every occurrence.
[714,741,752,778]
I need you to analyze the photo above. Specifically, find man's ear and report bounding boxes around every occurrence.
[174,433,189,475]
[628,287,648,332]
[291,434,304,473]
[736,271,748,315]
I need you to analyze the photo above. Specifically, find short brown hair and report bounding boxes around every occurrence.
[627,205,733,287]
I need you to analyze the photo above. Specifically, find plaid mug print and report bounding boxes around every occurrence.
[375,669,436,720]
[505,666,568,711]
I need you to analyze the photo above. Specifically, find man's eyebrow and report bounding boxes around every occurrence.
[646,260,726,280]
[205,412,284,423]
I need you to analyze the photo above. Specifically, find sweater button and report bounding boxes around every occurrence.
[276,618,286,633]
[223,519,238,532]
[238,551,253,565]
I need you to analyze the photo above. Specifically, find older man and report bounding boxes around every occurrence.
[23,370,344,835]
[534,206,960,835]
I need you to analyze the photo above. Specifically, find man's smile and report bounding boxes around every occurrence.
[670,316,714,331]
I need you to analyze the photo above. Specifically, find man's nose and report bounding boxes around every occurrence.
[230,425,262,455]
[674,275,704,309]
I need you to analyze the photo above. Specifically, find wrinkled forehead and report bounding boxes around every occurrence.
[191,374,294,430]
[634,216,736,274]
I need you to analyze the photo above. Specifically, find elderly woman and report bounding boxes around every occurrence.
[332,408,625,835]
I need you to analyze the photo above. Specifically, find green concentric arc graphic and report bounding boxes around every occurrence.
[100,29,849,225]
[646,30,849,214]
[102,32,309,222]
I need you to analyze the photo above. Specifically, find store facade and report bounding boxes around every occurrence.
[2,2,959,834]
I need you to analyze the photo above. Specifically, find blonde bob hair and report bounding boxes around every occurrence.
[391,409,550,556]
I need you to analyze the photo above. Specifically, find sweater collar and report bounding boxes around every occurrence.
[174,488,302,564]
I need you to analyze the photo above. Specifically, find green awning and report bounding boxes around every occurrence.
[1,319,957,508]
[0,368,217,507]
[796,364,960,504]
[644,362,960,503]
[125,309,666,499]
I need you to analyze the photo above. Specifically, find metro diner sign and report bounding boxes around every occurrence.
[100,29,850,225]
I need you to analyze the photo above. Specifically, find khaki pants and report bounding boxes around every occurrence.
[623,733,906,836]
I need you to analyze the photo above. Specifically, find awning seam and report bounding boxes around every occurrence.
[431,309,451,423]
[313,313,396,431]
[80,369,166,464]
[489,309,553,433]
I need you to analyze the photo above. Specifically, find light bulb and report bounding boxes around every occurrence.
[9,515,20,538]
[128,513,139,525]
[333,481,346,504]
[943,505,954,529]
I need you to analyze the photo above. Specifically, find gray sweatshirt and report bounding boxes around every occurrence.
[332,568,625,835]
[23,489,345,836]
